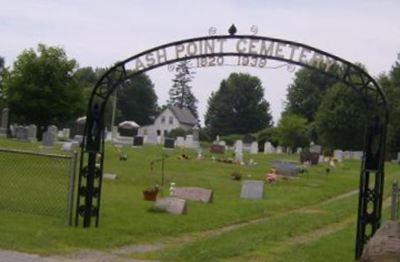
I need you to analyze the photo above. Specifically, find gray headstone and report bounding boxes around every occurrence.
[310,144,322,154]
[276,146,283,154]
[1,108,9,129]
[27,124,37,141]
[192,126,199,141]
[42,130,55,147]
[240,180,265,200]
[172,187,213,203]
[61,141,78,152]
[153,197,187,215]
[16,126,29,141]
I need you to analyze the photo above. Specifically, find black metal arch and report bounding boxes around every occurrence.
[76,33,388,259]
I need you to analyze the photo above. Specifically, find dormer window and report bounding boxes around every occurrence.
[161,116,166,124]
[169,116,173,124]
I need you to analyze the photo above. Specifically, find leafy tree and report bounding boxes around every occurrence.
[273,114,309,152]
[314,83,367,150]
[380,54,400,155]
[4,44,84,131]
[168,61,198,120]
[116,73,158,126]
[284,67,339,122]
[205,73,272,137]
[0,56,7,108]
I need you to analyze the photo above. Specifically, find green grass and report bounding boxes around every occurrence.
[0,137,398,261]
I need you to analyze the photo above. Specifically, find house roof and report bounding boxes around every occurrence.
[169,106,197,126]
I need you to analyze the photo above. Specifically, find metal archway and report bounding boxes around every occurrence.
[75,27,388,259]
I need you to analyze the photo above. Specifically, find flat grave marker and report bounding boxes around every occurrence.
[172,187,213,203]
[240,180,265,200]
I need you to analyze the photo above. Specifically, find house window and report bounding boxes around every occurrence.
[161,116,166,124]
[169,116,173,124]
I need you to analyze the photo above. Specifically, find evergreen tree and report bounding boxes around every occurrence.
[168,61,198,120]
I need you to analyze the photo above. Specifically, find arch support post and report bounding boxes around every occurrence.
[75,103,105,228]
[356,116,387,259]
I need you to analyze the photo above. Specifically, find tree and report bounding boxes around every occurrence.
[380,53,400,155]
[205,73,272,137]
[273,114,309,152]
[284,66,339,122]
[168,61,198,120]
[0,56,7,108]
[116,73,158,126]
[314,83,367,150]
[4,44,84,131]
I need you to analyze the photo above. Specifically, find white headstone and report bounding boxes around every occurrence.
[276,146,283,154]
[175,136,185,147]
[185,135,194,148]
[352,151,363,160]
[296,147,302,154]
[250,141,258,154]
[264,142,273,154]
[235,140,243,153]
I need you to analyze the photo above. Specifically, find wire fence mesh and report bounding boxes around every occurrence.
[0,148,77,224]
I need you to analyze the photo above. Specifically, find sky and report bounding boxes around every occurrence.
[1,0,399,125]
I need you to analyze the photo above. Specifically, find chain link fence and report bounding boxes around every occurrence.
[0,148,77,225]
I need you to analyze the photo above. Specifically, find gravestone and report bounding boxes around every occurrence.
[343,151,351,159]
[103,173,118,180]
[185,135,196,149]
[153,197,187,215]
[276,146,283,154]
[352,151,363,160]
[111,126,119,139]
[164,138,175,149]
[61,141,79,152]
[42,130,55,147]
[210,144,225,153]
[62,128,71,139]
[318,154,324,164]
[16,126,29,141]
[264,142,273,154]
[240,180,265,200]
[0,107,9,137]
[271,161,300,177]
[310,144,322,154]
[10,124,17,137]
[48,125,58,134]
[235,140,243,162]
[171,187,213,203]
[192,126,199,141]
[147,134,158,144]
[133,136,144,146]
[333,149,344,161]
[300,151,320,165]
[27,124,37,141]
[250,141,258,154]
[175,136,185,147]
[296,147,302,154]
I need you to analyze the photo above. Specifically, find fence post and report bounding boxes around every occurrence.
[391,180,399,221]
[67,151,78,226]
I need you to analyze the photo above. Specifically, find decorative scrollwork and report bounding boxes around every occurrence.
[208,27,217,36]
[287,64,295,73]
[167,64,175,72]
[250,25,258,35]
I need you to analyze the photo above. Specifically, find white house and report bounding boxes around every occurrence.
[138,106,197,137]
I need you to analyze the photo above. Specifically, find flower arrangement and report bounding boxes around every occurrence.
[143,184,160,201]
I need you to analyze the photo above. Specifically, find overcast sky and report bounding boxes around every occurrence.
[1,0,399,125]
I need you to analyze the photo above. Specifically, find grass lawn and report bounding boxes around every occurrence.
[0,137,398,261]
